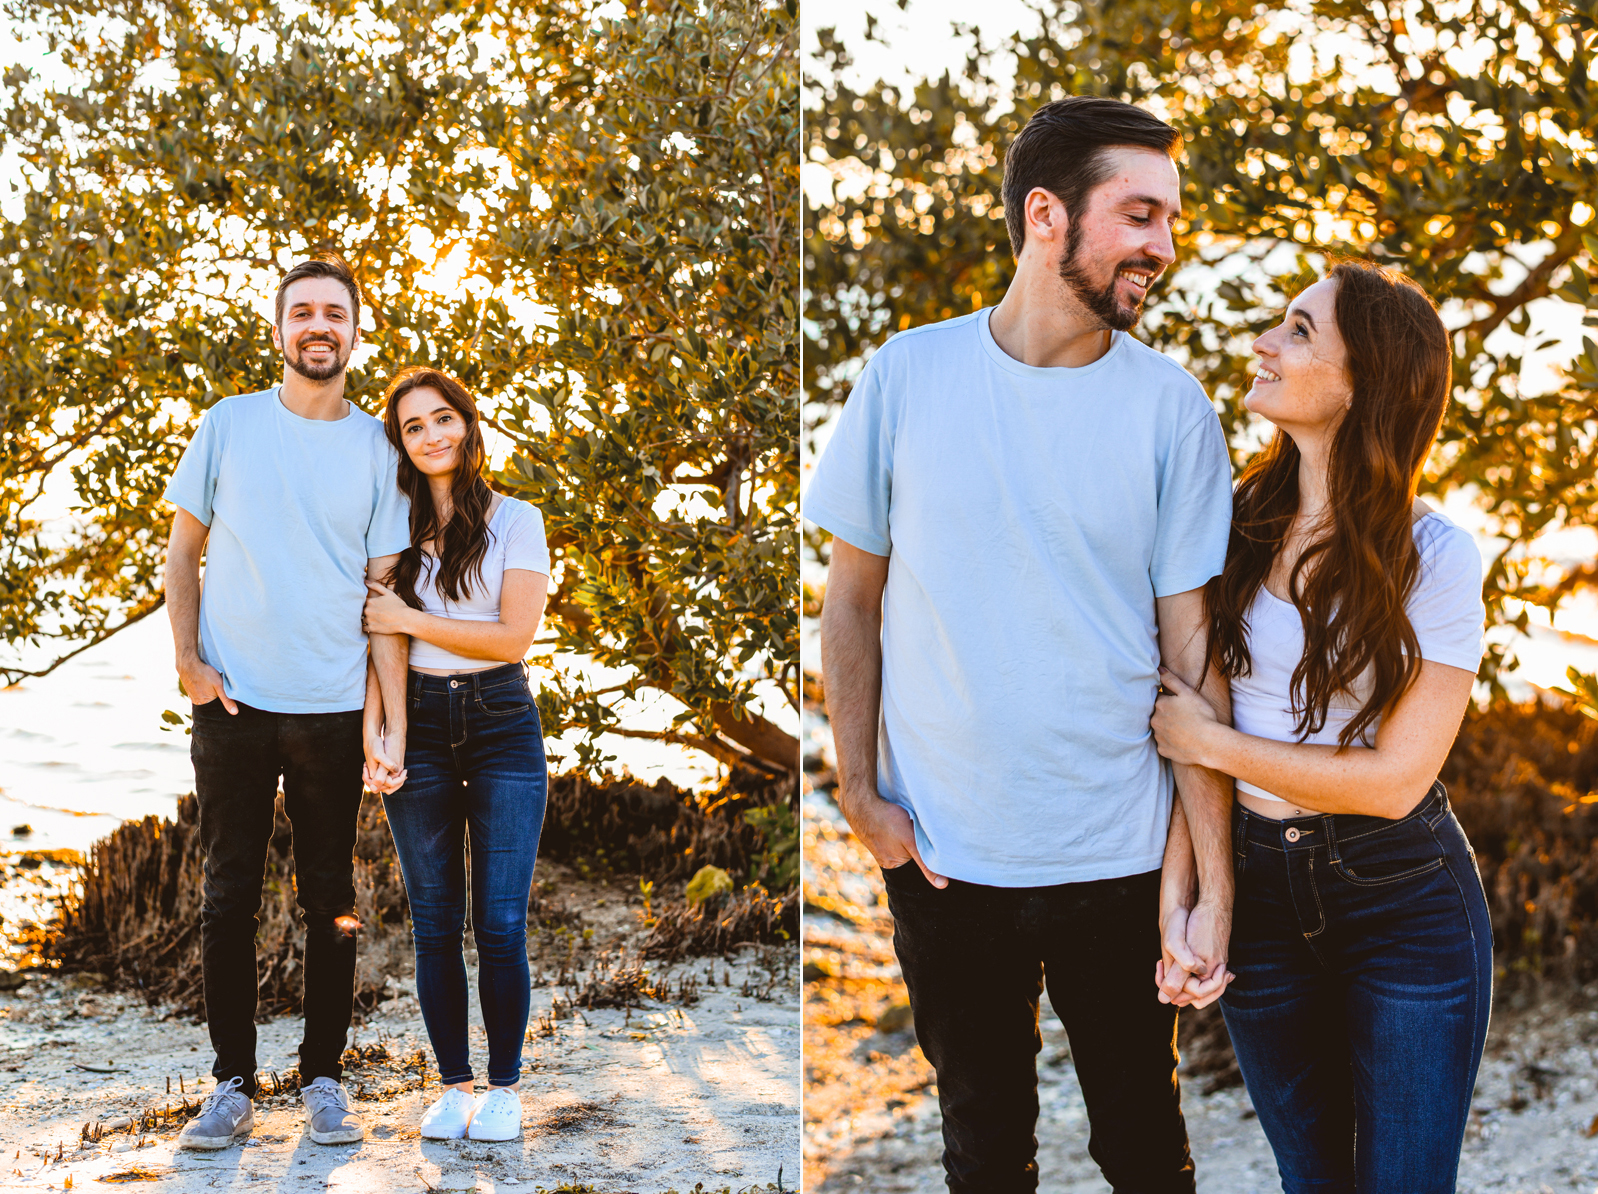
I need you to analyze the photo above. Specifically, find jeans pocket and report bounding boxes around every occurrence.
[478,687,533,718]
[1331,853,1445,886]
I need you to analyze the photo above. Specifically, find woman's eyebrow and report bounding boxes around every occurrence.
[1290,307,1318,330]
[402,407,454,426]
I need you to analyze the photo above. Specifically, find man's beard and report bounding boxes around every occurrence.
[285,335,350,381]
[1057,222,1157,333]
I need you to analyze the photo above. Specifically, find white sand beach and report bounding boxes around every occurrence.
[0,863,799,1194]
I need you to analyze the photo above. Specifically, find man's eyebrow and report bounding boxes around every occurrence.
[1122,193,1183,221]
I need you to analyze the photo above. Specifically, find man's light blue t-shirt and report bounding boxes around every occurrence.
[804,309,1234,887]
[163,387,412,714]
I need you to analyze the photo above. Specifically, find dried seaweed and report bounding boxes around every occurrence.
[43,766,797,1014]
[641,882,798,962]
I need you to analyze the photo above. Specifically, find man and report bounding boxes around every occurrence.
[163,254,411,1150]
[806,97,1237,1192]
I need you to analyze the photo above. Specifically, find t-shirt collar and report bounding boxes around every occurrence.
[975,306,1128,381]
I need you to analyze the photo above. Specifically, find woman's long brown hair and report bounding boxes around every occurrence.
[380,367,494,608]
[1205,261,1453,748]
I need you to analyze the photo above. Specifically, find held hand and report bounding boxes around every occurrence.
[362,581,414,636]
[364,730,407,794]
[178,657,237,715]
[1178,899,1235,1010]
[1151,666,1222,766]
[1155,905,1202,1006]
[362,758,392,794]
[843,789,948,889]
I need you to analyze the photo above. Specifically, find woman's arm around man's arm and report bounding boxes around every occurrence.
[363,570,547,664]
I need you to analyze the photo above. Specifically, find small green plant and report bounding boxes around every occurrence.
[743,803,799,891]
[638,877,656,925]
[1556,667,1598,720]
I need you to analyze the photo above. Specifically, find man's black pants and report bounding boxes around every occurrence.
[191,699,365,1097]
[883,864,1195,1194]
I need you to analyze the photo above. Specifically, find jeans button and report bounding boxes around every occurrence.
[450,680,458,688]
[1285,827,1300,843]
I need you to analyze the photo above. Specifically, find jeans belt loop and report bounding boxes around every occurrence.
[1323,813,1342,865]
[1233,803,1249,855]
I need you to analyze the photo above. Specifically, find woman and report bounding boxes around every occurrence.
[1150,261,1490,1192]
[360,366,550,1143]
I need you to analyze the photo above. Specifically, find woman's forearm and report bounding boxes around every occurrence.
[400,609,533,664]
[1200,724,1432,818]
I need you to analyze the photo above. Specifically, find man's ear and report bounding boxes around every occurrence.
[1023,187,1067,255]
[270,320,283,352]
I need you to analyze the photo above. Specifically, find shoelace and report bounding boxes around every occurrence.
[304,1081,349,1115]
[198,1076,248,1120]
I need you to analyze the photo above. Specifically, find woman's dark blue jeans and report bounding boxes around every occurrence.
[1220,782,1492,1193]
[382,663,547,1087]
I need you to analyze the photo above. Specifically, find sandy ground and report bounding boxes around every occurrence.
[803,762,1598,1194]
[809,979,1598,1193]
[0,867,799,1194]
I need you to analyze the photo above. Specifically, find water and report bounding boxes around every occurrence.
[0,615,737,859]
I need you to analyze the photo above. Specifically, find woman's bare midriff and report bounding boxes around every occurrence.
[1237,791,1325,820]
[410,663,504,676]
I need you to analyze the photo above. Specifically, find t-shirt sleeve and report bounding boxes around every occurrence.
[1409,522,1485,673]
[501,502,551,576]
[1150,412,1233,598]
[366,442,413,558]
[163,406,223,526]
[802,353,894,557]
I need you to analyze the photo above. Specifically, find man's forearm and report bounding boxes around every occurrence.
[1160,795,1197,918]
[369,633,409,732]
[1173,760,1234,910]
[362,655,385,740]
[165,550,204,667]
[819,597,883,824]
[1155,587,1235,909]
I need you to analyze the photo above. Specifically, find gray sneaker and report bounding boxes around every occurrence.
[301,1076,364,1145]
[177,1076,254,1150]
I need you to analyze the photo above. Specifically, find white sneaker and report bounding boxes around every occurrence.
[466,1087,522,1141]
[420,1088,475,1140]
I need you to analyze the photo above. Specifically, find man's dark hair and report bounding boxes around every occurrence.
[274,253,362,329]
[1001,97,1181,258]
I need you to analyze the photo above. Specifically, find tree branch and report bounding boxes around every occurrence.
[0,597,166,686]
